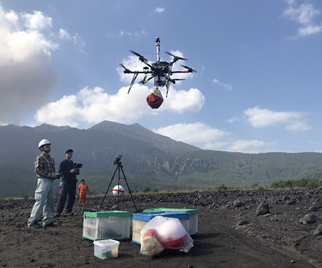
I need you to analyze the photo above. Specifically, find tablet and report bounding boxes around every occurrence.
[74,163,83,169]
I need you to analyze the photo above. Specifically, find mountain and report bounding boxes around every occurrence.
[1,121,322,197]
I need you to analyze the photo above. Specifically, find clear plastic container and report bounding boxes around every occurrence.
[93,239,120,259]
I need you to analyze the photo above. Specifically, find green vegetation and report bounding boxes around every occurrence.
[143,186,151,193]
[216,184,228,190]
[271,177,322,189]
[251,183,268,190]
[3,177,322,199]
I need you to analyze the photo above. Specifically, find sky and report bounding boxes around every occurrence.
[0,0,322,153]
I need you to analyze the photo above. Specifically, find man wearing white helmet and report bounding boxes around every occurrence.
[27,139,57,228]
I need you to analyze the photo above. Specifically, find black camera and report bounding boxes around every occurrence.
[113,155,122,165]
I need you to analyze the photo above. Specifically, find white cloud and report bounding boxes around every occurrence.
[4,10,19,25]
[153,122,229,144]
[71,33,87,54]
[22,10,52,30]
[153,122,277,153]
[0,5,58,124]
[160,88,204,113]
[154,7,165,13]
[35,85,204,127]
[227,116,240,124]
[227,140,277,152]
[199,139,277,152]
[284,0,322,37]
[59,28,71,40]
[244,106,311,131]
[298,24,322,36]
[307,140,321,145]
[119,30,146,38]
[36,86,149,127]
[59,28,87,54]
[285,121,311,131]
[212,78,232,91]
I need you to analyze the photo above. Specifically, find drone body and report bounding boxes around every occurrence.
[120,37,196,109]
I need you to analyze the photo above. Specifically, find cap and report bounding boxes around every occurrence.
[65,149,73,154]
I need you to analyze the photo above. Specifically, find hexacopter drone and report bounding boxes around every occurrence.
[120,37,196,109]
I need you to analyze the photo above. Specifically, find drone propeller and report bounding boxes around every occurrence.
[130,50,148,62]
[181,65,197,73]
[165,51,187,61]
[120,63,130,71]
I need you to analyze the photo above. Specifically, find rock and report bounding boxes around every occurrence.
[309,206,318,211]
[312,224,322,236]
[256,201,270,216]
[233,200,243,208]
[300,213,317,224]
[286,199,295,205]
[236,220,250,226]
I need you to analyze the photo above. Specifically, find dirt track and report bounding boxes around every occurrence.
[1,189,322,267]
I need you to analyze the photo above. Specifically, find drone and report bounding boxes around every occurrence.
[120,37,196,109]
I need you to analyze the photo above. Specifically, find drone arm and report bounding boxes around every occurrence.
[141,60,155,70]
[140,75,154,84]
[171,70,192,74]
[161,58,178,72]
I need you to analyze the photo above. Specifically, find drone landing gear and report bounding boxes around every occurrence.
[98,160,138,212]
[128,73,138,94]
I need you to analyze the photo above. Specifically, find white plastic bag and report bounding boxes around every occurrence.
[140,216,193,256]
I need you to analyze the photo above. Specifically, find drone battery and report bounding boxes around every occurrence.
[83,210,131,241]
[143,208,198,235]
[131,212,189,245]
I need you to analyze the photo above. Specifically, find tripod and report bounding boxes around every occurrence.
[99,159,138,212]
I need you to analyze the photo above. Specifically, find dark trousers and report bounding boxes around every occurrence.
[56,181,76,214]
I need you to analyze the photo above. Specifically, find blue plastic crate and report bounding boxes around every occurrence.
[131,212,189,245]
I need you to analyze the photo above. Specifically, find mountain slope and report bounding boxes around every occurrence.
[0,121,322,197]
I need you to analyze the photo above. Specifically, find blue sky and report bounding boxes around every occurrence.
[1,0,322,153]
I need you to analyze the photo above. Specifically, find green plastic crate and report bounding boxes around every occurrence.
[83,210,131,241]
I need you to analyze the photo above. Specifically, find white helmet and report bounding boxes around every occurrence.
[38,139,51,149]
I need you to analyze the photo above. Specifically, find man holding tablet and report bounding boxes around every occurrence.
[55,149,82,216]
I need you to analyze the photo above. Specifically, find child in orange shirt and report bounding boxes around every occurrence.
[78,179,89,205]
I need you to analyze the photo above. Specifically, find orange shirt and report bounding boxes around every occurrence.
[78,183,89,194]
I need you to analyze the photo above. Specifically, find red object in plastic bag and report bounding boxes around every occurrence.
[146,88,163,109]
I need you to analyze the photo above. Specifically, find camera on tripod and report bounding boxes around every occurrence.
[113,155,122,165]
[99,154,138,212]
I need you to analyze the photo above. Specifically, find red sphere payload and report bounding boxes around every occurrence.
[157,219,187,251]
[146,88,163,109]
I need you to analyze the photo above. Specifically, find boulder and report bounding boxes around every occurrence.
[256,201,270,216]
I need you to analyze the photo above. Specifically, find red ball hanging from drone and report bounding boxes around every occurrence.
[120,37,197,109]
